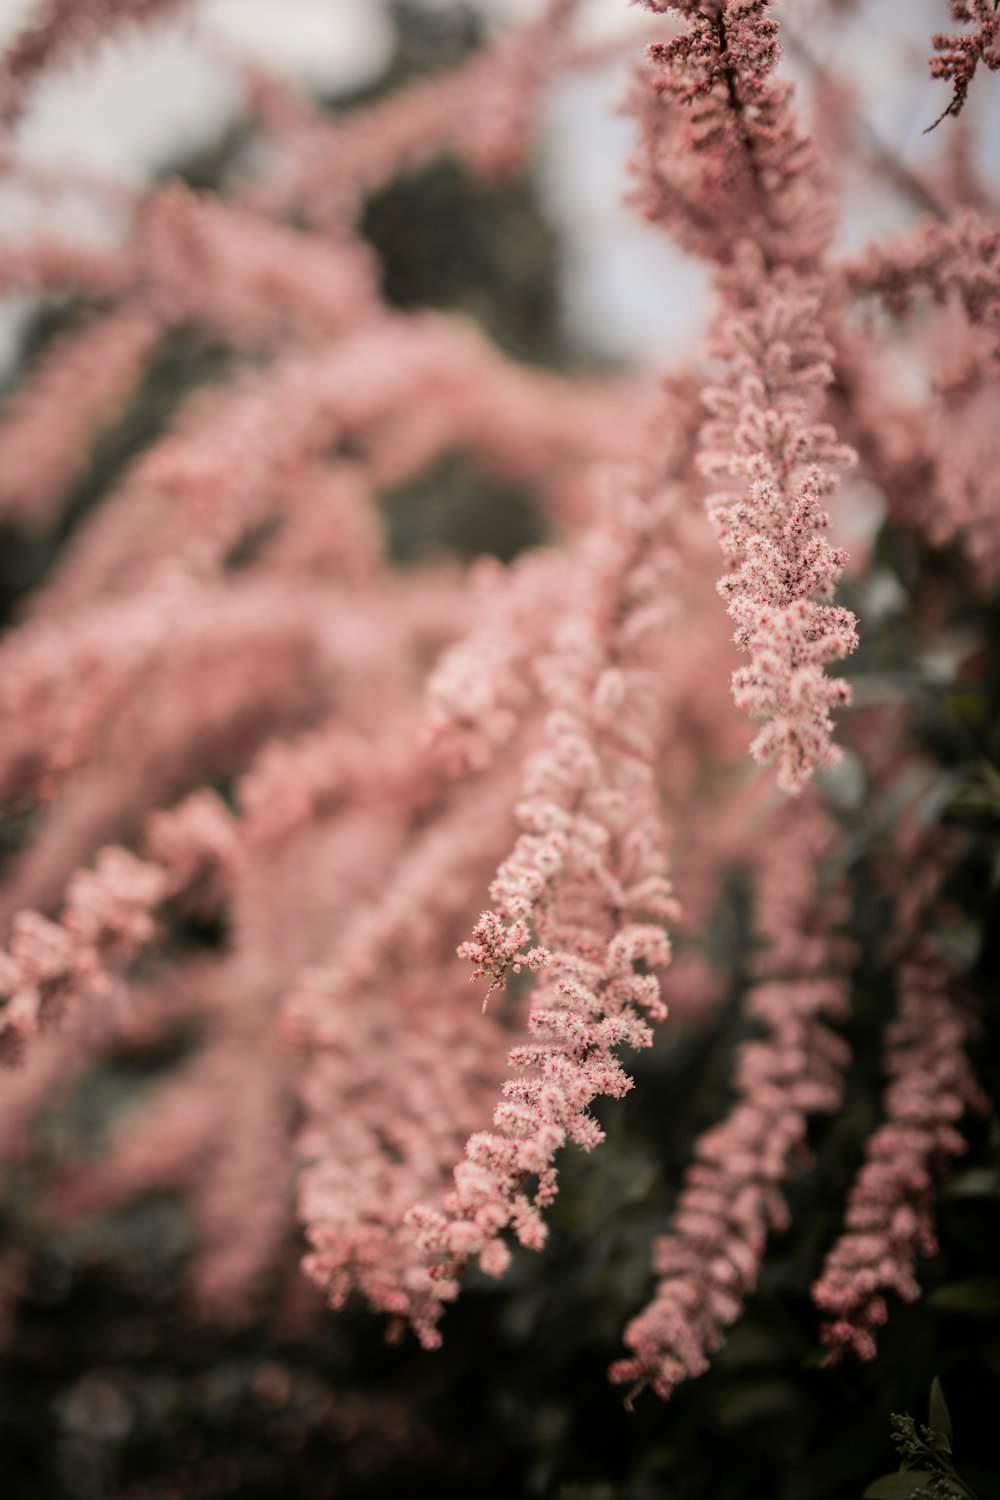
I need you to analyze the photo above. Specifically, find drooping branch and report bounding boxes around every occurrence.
[611,796,852,1401]
[926,0,1000,132]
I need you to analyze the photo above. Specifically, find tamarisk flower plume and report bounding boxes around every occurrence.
[845,214,1000,585]
[812,832,988,1362]
[0,309,160,531]
[0,0,193,125]
[926,1,1000,131]
[699,264,859,793]
[294,965,517,1351]
[813,946,984,1360]
[422,551,569,776]
[638,1,858,793]
[409,465,680,1294]
[288,765,525,1350]
[848,213,1000,352]
[0,792,234,1064]
[633,0,831,268]
[243,0,583,227]
[610,795,853,1401]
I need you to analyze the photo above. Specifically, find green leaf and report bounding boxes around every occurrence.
[864,1473,933,1499]
[945,1168,1000,1201]
[933,921,981,967]
[929,1279,1000,1314]
[929,1377,953,1446]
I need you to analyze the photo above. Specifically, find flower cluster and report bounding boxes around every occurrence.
[0,793,233,1062]
[926,0,1000,131]
[814,945,984,1361]
[409,469,680,1311]
[611,795,852,1399]
[813,827,989,1362]
[700,268,859,791]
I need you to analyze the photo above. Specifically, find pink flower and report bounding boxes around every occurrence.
[926,0,1000,130]
[611,797,852,1402]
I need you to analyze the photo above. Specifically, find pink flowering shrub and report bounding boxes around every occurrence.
[0,2,997,1496]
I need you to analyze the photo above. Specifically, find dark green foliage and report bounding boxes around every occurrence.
[862,1377,1000,1500]
[361,156,566,367]
[382,451,548,564]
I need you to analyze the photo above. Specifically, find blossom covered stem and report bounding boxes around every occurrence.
[925,1,1000,132]
[637,2,858,791]
[699,267,859,793]
[0,792,234,1063]
[610,796,852,1401]
[812,829,987,1362]
[0,0,193,124]
[813,945,984,1361]
[408,467,680,1301]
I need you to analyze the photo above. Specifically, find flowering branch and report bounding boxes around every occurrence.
[0,792,234,1064]
[812,824,988,1363]
[699,265,858,792]
[408,471,679,1298]
[636,3,858,792]
[0,0,193,125]
[926,1,1000,132]
[610,797,852,1401]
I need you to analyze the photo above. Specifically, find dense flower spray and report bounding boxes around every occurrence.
[611,794,853,1399]
[926,0,1000,130]
[812,821,989,1363]
[699,266,858,792]
[634,0,859,792]
[0,0,994,1443]
[408,465,679,1309]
